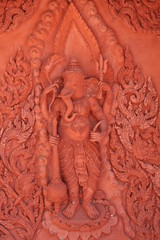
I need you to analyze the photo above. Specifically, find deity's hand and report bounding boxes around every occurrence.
[98,82,110,92]
[90,131,106,143]
[49,135,60,146]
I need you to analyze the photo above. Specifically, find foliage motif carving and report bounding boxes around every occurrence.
[0,0,38,34]
[107,0,160,36]
[110,48,160,240]
[0,50,43,240]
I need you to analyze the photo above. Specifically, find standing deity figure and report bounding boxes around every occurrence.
[41,59,108,219]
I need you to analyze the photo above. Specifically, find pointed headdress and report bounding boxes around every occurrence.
[63,58,85,78]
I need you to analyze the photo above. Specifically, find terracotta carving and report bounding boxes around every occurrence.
[110,48,160,240]
[0,0,38,33]
[0,0,160,240]
[0,49,43,240]
[41,57,109,219]
[107,0,160,36]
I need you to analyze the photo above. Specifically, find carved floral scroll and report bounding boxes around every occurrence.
[107,0,160,36]
[110,48,160,240]
[0,0,38,34]
[0,49,43,239]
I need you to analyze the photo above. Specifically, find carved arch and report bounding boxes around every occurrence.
[53,2,100,76]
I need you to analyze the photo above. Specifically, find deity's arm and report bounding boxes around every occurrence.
[47,98,65,134]
[89,97,108,163]
[88,96,107,133]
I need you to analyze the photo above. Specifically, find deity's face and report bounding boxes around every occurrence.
[61,72,86,99]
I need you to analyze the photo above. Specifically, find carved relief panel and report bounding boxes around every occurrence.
[0,1,160,240]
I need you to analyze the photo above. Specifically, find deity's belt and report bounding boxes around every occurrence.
[58,127,89,145]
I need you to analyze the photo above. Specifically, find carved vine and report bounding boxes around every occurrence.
[0,50,43,240]
[107,0,160,36]
[110,48,160,239]
[0,0,38,34]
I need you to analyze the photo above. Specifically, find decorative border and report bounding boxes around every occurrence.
[107,0,160,36]
[0,0,38,34]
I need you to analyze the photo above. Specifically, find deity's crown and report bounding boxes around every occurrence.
[63,58,84,76]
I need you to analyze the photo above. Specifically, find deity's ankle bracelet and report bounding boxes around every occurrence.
[70,199,79,205]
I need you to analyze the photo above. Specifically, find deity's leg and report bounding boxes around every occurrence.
[82,177,100,219]
[63,183,80,218]
[82,143,101,219]
[59,142,80,218]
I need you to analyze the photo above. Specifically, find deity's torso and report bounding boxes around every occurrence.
[59,97,91,141]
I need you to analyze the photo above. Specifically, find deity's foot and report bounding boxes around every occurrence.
[82,201,100,219]
[63,201,79,219]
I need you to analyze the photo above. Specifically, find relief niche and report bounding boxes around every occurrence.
[0,1,160,240]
